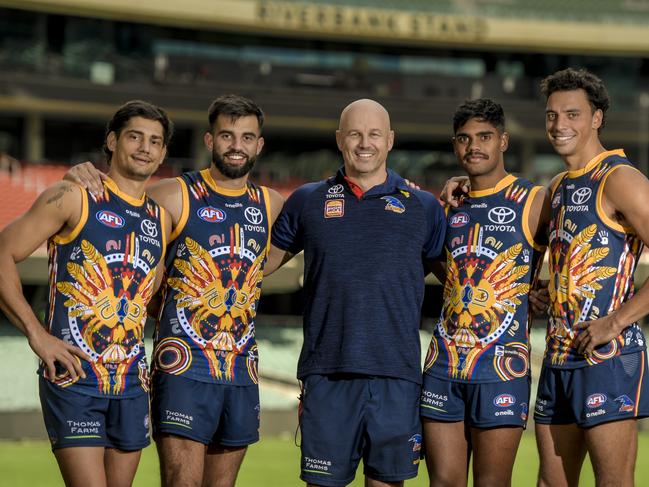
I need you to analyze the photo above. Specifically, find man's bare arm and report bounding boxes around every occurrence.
[0,182,89,379]
[574,166,649,354]
[263,188,292,276]
[147,178,184,230]
[528,187,551,247]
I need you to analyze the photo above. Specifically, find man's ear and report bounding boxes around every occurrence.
[387,130,395,151]
[592,109,603,130]
[106,131,117,152]
[500,131,510,152]
[204,132,214,151]
[335,130,343,151]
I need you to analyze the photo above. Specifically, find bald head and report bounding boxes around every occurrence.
[336,99,394,182]
[339,99,391,131]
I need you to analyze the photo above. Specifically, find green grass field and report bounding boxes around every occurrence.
[2,433,648,486]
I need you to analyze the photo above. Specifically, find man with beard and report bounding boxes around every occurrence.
[66,95,284,487]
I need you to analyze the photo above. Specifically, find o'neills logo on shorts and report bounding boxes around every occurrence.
[324,199,344,218]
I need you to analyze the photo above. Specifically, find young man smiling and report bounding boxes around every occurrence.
[534,68,649,487]
[421,99,548,487]
[440,69,649,487]
[0,100,172,487]
[66,94,284,487]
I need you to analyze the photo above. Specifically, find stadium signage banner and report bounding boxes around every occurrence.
[256,1,487,42]
[11,0,649,54]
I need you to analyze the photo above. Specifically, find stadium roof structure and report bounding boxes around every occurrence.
[279,0,649,25]
[4,0,649,55]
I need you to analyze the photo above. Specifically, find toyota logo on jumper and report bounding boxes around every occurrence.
[328,184,344,194]
[244,207,264,225]
[140,219,158,237]
[488,207,516,224]
[571,187,592,205]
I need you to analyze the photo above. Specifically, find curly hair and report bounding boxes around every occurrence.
[540,68,610,129]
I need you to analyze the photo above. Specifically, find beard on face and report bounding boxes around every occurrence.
[212,149,257,179]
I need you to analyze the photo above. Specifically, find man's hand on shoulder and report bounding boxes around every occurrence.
[403,179,421,191]
[63,161,107,198]
[440,176,470,207]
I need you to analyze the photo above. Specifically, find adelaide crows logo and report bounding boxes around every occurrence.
[615,395,635,413]
[381,196,405,214]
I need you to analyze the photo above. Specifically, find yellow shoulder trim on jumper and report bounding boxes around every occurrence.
[169,177,189,241]
[260,186,273,257]
[522,185,546,252]
[596,164,639,234]
[52,186,88,245]
[468,174,517,198]
[201,169,248,197]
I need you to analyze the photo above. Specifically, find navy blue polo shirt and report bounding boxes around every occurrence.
[272,167,446,384]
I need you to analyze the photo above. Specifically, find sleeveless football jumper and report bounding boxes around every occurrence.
[425,175,546,383]
[545,149,646,368]
[45,179,166,398]
[154,169,271,385]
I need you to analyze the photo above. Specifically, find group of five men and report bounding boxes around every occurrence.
[0,67,648,487]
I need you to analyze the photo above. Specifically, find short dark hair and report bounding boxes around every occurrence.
[103,100,173,160]
[540,68,610,129]
[453,98,505,134]
[208,94,264,132]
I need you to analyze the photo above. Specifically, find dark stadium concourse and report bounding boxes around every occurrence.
[2,4,649,188]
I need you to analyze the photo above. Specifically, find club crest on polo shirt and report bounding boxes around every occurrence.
[324,199,344,218]
[381,196,405,214]
[409,434,422,452]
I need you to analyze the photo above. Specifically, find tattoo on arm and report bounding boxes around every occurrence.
[46,186,74,209]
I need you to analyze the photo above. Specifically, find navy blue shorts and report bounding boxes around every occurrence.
[420,374,530,428]
[151,372,259,446]
[299,374,421,487]
[39,377,150,451]
[534,351,649,427]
